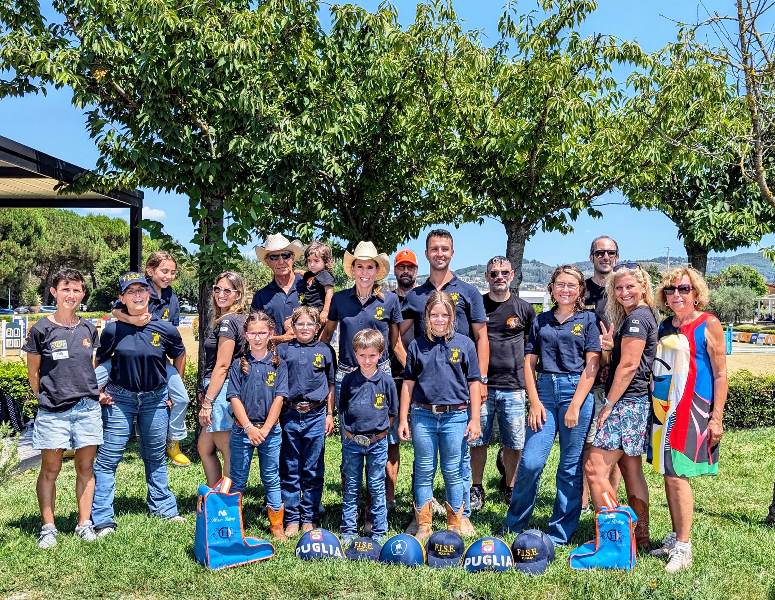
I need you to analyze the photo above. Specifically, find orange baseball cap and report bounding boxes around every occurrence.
[394,249,418,267]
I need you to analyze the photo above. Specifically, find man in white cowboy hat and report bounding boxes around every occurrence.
[251,233,305,340]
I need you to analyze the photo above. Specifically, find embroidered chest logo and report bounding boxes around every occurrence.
[150,332,161,347]
[450,292,460,305]
[449,347,461,364]
[266,371,277,387]
[375,306,384,320]
[505,315,521,329]
[299,293,305,304]
[82,337,92,348]
[374,393,385,410]
[162,308,169,320]
[312,353,324,368]
[51,339,67,350]
[571,323,583,337]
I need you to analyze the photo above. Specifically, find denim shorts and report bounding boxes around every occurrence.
[470,388,526,449]
[203,377,233,433]
[586,387,607,444]
[33,397,103,450]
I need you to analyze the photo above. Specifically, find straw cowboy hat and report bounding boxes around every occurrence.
[344,241,390,281]
[255,233,305,262]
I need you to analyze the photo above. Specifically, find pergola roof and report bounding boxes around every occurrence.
[0,134,144,269]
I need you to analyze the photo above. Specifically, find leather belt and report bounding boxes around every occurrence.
[284,400,325,414]
[413,402,468,414]
[344,429,389,446]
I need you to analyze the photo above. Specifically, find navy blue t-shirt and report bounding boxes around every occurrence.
[226,353,289,422]
[328,287,402,368]
[525,310,601,374]
[251,275,303,333]
[403,274,487,340]
[96,319,185,392]
[404,332,480,406]
[605,305,658,398]
[298,270,335,310]
[339,369,398,434]
[277,340,336,402]
[114,284,180,326]
[202,313,247,379]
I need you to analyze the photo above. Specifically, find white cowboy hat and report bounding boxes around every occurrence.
[343,241,391,282]
[255,233,305,262]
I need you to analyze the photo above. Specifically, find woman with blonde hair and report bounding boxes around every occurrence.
[647,267,727,573]
[198,271,249,486]
[584,262,658,549]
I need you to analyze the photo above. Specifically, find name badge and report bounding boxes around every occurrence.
[52,350,70,360]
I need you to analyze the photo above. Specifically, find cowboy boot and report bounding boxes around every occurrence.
[445,502,464,533]
[267,505,288,542]
[629,496,650,550]
[413,502,433,543]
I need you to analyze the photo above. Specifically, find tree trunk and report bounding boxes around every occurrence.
[504,219,530,295]
[196,197,224,383]
[684,241,708,275]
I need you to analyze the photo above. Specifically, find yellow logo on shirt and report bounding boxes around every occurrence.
[375,306,384,320]
[450,292,460,305]
[82,337,92,348]
[151,332,161,347]
[299,293,305,304]
[449,347,461,364]
[162,308,169,320]
[571,323,583,337]
[312,353,324,368]
[51,339,67,350]
[374,393,385,409]
[266,371,277,387]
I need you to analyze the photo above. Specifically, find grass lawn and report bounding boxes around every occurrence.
[0,429,773,600]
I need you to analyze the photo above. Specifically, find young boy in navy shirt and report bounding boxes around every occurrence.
[339,329,398,545]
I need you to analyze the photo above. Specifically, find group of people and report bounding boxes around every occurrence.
[23,230,728,575]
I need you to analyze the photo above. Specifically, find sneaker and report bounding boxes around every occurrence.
[75,520,97,542]
[37,524,58,549]
[430,497,445,516]
[665,541,692,574]
[649,532,677,558]
[167,515,186,523]
[470,485,485,512]
[166,441,191,467]
[96,526,115,539]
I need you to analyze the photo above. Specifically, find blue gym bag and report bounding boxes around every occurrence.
[568,492,637,571]
[194,477,275,570]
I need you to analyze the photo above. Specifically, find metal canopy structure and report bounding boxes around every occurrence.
[0,134,144,270]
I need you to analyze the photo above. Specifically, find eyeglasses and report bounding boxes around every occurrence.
[245,330,270,338]
[664,284,694,296]
[212,285,237,296]
[123,288,149,297]
[553,282,579,290]
[488,270,512,278]
[293,322,318,329]
[267,252,293,261]
[613,261,640,272]
[593,250,618,258]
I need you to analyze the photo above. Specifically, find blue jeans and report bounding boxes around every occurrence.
[504,373,593,545]
[471,388,527,449]
[280,406,326,524]
[410,405,469,512]
[92,384,178,529]
[229,423,282,510]
[341,436,388,540]
[96,360,189,442]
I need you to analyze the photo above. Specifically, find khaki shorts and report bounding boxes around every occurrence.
[585,387,607,444]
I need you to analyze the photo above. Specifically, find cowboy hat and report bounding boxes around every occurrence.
[255,233,305,262]
[344,241,390,282]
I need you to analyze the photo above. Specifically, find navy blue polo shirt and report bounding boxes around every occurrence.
[115,284,180,326]
[525,310,601,374]
[277,340,336,402]
[328,287,402,368]
[251,275,303,333]
[226,354,289,422]
[403,332,480,406]
[339,369,398,434]
[403,274,487,340]
[297,269,335,309]
[96,319,185,392]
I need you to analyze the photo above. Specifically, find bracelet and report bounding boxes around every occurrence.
[204,394,215,403]
[200,404,213,411]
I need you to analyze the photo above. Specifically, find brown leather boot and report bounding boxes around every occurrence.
[267,505,288,541]
[414,502,433,543]
[445,501,464,533]
[629,497,650,550]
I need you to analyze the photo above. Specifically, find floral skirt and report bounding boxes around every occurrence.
[593,395,649,456]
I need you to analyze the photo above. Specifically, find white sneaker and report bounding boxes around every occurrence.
[96,526,115,539]
[75,520,97,542]
[167,515,186,523]
[37,524,58,549]
[665,541,692,573]
[649,532,677,558]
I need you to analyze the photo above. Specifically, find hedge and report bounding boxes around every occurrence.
[1,362,773,430]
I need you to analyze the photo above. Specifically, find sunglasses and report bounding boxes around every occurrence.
[488,270,511,278]
[613,261,641,272]
[593,249,618,258]
[267,252,293,261]
[212,285,237,296]
[664,284,694,295]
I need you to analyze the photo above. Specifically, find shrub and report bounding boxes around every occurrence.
[0,361,36,419]
[725,370,775,429]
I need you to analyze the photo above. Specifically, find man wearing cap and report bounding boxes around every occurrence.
[251,234,305,342]
[400,229,489,535]
[470,256,534,511]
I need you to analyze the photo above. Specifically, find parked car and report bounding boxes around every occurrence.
[39,305,57,313]
[14,306,30,314]
[0,308,13,315]
[180,303,197,313]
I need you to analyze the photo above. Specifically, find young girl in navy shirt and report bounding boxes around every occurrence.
[226,311,288,540]
[398,291,482,542]
[277,306,336,536]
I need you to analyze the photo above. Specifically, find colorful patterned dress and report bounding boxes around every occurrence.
[648,312,719,477]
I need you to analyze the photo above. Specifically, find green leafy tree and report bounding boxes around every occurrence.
[0,210,44,306]
[709,264,768,296]
[709,285,758,323]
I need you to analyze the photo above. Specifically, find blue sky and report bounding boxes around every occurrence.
[2,0,773,269]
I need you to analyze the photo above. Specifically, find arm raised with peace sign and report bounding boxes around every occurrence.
[599,321,614,353]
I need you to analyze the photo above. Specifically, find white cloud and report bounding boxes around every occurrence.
[142,207,167,220]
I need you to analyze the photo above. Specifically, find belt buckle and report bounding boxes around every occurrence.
[431,404,446,414]
[353,434,371,447]
[296,402,311,413]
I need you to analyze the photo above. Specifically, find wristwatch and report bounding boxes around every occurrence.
[479,375,488,384]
